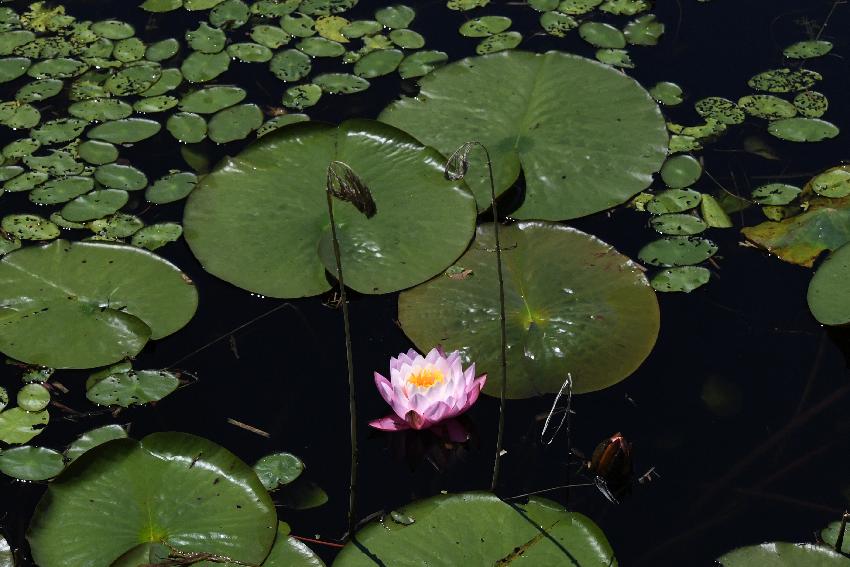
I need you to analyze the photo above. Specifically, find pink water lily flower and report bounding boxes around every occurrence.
[369,347,486,439]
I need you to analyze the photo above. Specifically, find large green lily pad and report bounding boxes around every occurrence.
[0,240,198,368]
[718,543,848,566]
[399,222,659,397]
[334,492,616,566]
[808,242,850,326]
[27,432,277,567]
[183,119,476,298]
[379,50,668,220]
[742,194,850,267]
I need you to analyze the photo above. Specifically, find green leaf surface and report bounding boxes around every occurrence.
[808,242,850,326]
[0,446,63,480]
[399,222,659,397]
[334,492,617,566]
[27,432,277,567]
[184,119,476,297]
[380,51,667,219]
[718,543,849,566]
[0,408,48,445]
[0,240,197,368]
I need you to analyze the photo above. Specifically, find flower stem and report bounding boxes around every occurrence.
[325,191,358,537]
[481,146,508,492]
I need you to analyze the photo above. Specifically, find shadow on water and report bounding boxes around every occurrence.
[2,0,850,565]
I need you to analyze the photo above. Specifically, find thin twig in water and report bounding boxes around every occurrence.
[505,483,594,501]
[226,418,270,438]
[165,303,295,369]
[291,535,345,549]
[445,142,508,492]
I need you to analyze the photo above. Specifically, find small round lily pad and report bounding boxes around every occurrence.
[17,383,50,411]
[783,40,832,59]
[811,168,850,198]
[646,189,701,214]
[793,91,828,118]
[145,171,198,204]
[650,213,707,235]
[208,104,263,143]
[167,112,207,143]
[269,49,311,81]
[661,154,702,188]
[0,446,64,481]
[61,189,129,222]
[651,266,710,293]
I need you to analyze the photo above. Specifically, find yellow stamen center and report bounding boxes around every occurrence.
[407,366,444,389]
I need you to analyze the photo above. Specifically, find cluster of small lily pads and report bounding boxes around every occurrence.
[629,35,839,293]
[454,0,664,65]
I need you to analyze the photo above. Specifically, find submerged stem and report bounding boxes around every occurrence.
[325,189,358,537]
[482,147,508,492]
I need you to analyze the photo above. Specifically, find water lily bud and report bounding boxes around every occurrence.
[326,161,377,218]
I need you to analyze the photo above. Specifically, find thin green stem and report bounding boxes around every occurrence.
[480,146,508,492]
[326,191,358,537]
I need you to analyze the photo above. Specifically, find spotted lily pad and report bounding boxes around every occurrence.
[0,240,197,368]
[399,222,659,397]
[476,31,522,54]
[811,167,850,198]
[748,68,821,93]
[27,432,277,567]
[651,266,710,293]
[751,183,801,205]
[1,214,59,240]
[459,16,512,37]
[313,72,368,94]
[86,365,179,407]
[794,91,828,118]
[335,493,616,565]
[381,51,667,219]
[650,213,706,235]
[131,223,183,250]
[738,94,797,120]
[638,236,717,267]
[783,40,832,60]
[183,119,476,297]
[646,188,701,214]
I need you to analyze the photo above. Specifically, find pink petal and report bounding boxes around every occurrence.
[461,375,486,412]
[435,345,447,357]
[369,414,411,431]
[424,401,451,422]
[374,372,394,406]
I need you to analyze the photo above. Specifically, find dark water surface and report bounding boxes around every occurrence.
[3,0,850,565]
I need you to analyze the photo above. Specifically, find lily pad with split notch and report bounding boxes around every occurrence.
[334,492,616,565]
[0,102,40,129]
[88,214,144,239]
[399,222,659,397]
[397,50,448,78]
[145,171,198,203]
[183,119,476,297]
[381,51,668,219]
[186,21,225,54]
[30,118,87,144]
[559,0,603,14]
[254,452,304,490]
[16,78,63,103]
[27,432,277,567]
[296,36,345,57]
[207,104,263,143]
[595,48,633,68]
[131,223,183,250]
[539,12,577,37]
[69,98,133,122]
[579,21,625,48]
[145,38,180,61]
[811,167,850,198]
[251,24,291,48]
[105,62,161,95]
[375,5,415,29]
[181,51,230,83]
[623,14,664,45]
[0,240,197,368]
[650,81,683,105]
[282,14,316,37]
